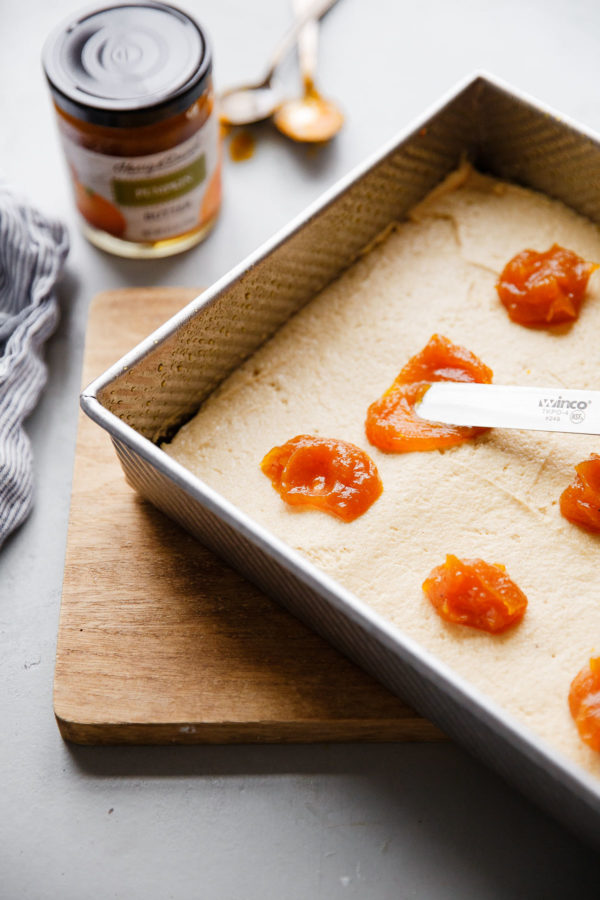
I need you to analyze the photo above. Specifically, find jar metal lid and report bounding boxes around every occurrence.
[42,1,212,128]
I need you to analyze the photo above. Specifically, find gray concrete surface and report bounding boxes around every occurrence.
[2,0,600,896]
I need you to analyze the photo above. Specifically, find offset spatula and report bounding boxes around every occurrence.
[415,384,600,435]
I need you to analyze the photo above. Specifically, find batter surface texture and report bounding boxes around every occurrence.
[163,167,600,776]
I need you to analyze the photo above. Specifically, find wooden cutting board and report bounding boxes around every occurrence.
[54,287,444,744]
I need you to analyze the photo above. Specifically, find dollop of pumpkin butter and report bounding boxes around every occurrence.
[365,334,493,453]
[261,435,382,522]
[423,555,528,634]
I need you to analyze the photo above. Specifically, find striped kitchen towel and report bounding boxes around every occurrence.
[0,184,69,546]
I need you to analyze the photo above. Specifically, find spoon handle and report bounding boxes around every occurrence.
[263,0,339,83]
[293,0,320,88]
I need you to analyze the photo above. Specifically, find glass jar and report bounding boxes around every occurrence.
[43,1,221,258]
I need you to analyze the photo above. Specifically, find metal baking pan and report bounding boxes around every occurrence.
[81,73,600,848]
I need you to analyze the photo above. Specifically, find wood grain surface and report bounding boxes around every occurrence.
[54,288,444,744]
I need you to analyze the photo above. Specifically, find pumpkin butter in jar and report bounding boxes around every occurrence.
[43,1,221,258]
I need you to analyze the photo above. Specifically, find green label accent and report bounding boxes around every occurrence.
[112,156,206,207]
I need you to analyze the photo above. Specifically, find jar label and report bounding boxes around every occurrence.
[60,111,220,243]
